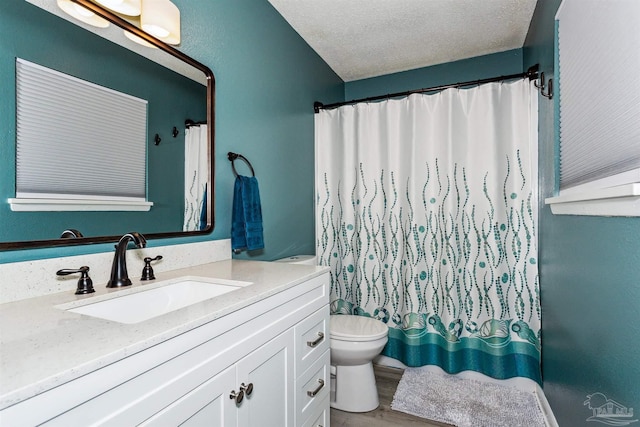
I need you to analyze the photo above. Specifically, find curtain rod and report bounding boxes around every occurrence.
[185,119,207,128]
[314,64,540,113]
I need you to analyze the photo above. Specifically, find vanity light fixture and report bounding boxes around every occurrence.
[56,0,110,28]
[141,0,181,45]
[58,0,181,47]
[94,0,141,17]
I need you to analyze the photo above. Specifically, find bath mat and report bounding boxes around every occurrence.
[391,367,546,427]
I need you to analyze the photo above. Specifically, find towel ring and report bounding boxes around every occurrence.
[228,152,255,177]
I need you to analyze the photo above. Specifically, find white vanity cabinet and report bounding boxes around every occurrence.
[0,271,330,427]
[144,329,295,427]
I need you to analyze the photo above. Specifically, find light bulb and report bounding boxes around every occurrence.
[56,0,110,28]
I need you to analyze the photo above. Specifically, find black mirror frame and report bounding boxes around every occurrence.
[0,0,215,251]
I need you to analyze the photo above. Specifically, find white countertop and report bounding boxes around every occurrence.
[0,260,327,409]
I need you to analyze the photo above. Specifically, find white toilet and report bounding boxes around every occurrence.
[330,314,388,412]
[273,255,389,412]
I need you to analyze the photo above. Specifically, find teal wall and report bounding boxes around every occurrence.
[345,49,523,100]
[7,6,639,423]
[524,1,640,425]
[0,0,206,242]
[0,0,343,263]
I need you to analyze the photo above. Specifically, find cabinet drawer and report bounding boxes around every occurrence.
[296,349,330,424]
[301,395,329,427]
[295,305,329,376]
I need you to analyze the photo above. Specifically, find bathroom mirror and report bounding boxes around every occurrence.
[0,0,214,250]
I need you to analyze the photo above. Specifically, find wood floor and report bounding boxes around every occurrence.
[330,365,454,427]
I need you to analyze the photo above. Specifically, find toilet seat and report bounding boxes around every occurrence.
[330,315,388,342]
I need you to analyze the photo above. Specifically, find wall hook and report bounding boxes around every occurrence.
[542,78,553,99]
[172,126,179,138]
[535,71,553,99]
[154,134,161,145]
[534,71,545,89]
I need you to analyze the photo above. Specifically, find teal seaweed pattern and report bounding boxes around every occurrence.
[317,153,541,381]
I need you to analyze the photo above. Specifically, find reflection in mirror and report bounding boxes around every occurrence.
[0,0,214,250]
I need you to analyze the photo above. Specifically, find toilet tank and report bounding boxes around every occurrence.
[273,255,316,265]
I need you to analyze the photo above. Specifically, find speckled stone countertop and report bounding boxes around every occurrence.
[0,260,327,409]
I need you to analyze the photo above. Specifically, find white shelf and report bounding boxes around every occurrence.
[545,183,640,216]
[8,198,153,212]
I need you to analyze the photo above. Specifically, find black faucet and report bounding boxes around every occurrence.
[107,232,147,288]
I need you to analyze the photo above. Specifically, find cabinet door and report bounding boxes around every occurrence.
[236,329,295,427]
[140,366,237,427]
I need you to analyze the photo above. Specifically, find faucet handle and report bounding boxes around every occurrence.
[56,266,95,295]
[141,256,163,281]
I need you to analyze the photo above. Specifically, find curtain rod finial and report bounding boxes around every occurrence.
[526,64,540,80]
[314,101,324,113]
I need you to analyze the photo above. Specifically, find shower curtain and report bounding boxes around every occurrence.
[315,79,541,383]
[183,124,208,231]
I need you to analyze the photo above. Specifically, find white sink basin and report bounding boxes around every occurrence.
[61,277,250,324]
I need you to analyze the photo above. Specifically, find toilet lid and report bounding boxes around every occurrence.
[330,315,388,342]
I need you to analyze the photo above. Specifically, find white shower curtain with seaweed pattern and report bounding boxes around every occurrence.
[183,124,208,231]
[315,79,541,382]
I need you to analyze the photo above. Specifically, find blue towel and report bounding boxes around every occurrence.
[231,175,264,251]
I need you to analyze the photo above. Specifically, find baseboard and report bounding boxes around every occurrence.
[534,385,559,427]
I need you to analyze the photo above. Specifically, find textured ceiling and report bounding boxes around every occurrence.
[268,0,538,82]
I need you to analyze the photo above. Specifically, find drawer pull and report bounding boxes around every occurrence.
[307,379,325,397]
[307,332,325,348]
[240,382,254,396]
[229,389,244,405]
